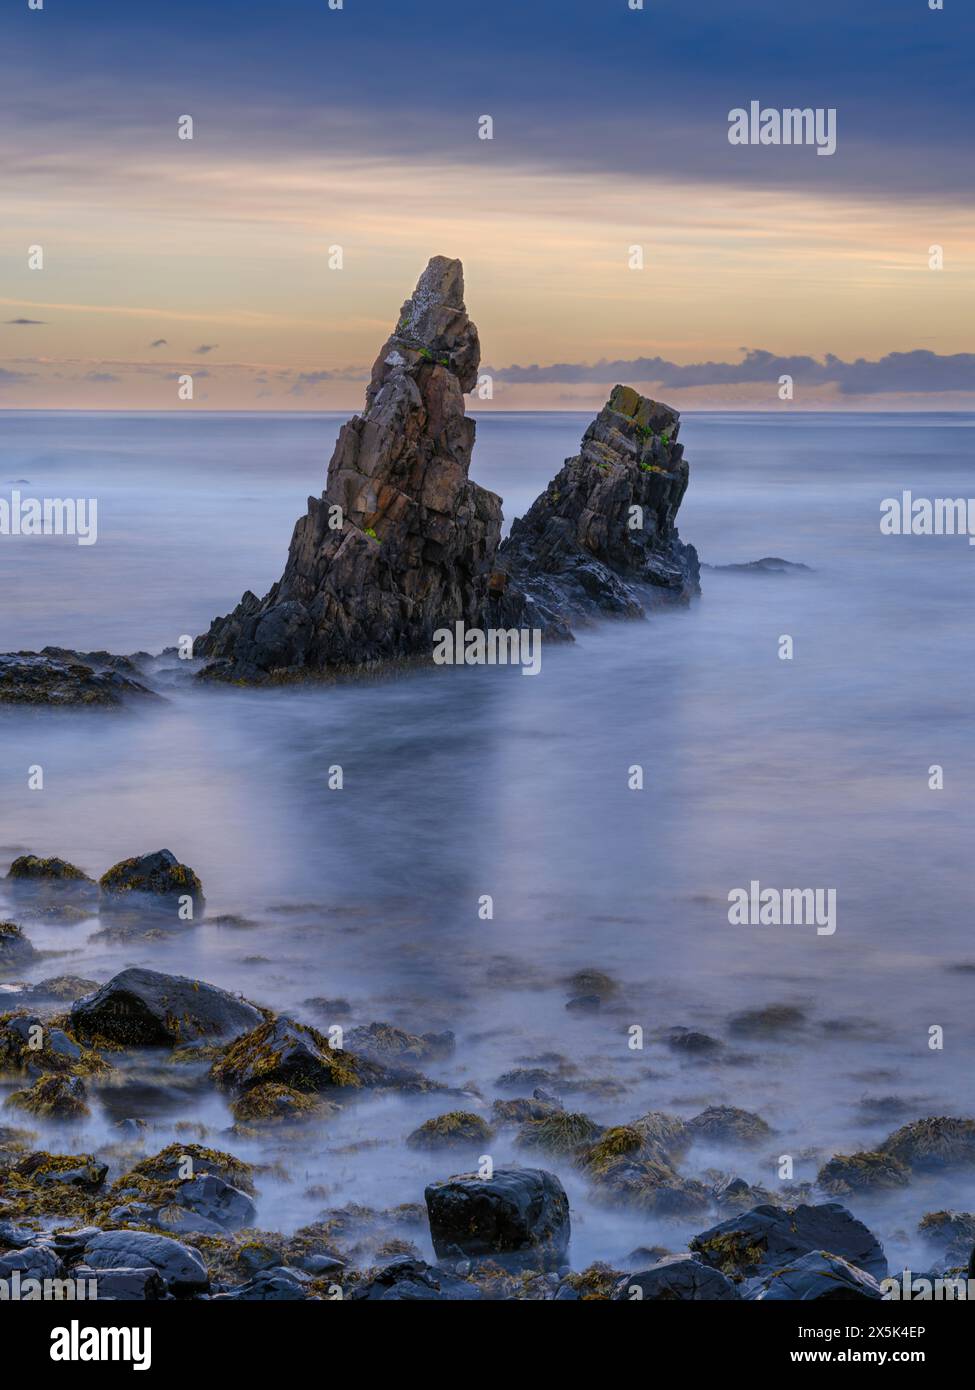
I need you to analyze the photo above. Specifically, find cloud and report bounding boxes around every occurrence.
[5,318,45,325]
[493,348,975,396]
[148,338,167,348]
[83,371,120,383]
[0,368,30,384]
[193,344,219,355]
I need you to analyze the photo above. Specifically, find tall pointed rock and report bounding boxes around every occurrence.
[197,257,504,680]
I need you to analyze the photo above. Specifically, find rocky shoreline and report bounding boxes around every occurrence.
[2,852,974,1300]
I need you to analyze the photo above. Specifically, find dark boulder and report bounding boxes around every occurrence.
[748,1250,885,1301]
[611,1256,739,1301]
[0,651,157,707]
[691,1202,886,1281]
[425,1167,570,1270]
[73,1265,165,1300]
[0,920,38,970]
[210,1015,429,1094]
[98,849,205,916]
[70,968,262,1046]
[82,1230,209,1294]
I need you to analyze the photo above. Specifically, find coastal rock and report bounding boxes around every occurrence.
[153,1174,257,1235]
[5,1074,90,1119]
[70,968,262,1046]
[817,1150,911,1195]
[197,256,510,681]
[515,1111,601,1156]
[0,651,157,707]
[425,1168,570,1270]
[686,1105,773,1146]
[0,1011,106,1077]
[346,1021,455,1064]
[611,1255,740,1301]
[747,1250,884,1301]
[15,1151,107,1189]
[5,855,98,916]
[350,1254,481,1301]
[880,1116,975,1172]
[691,1202,886,1281]
[81,1229,209,1294]
[98,849,205,916]
[578,1126,709,1216]
[406,1111,494,1151]
[0,921,38,970]
[73,1265,165,1300]
[0,1244,65,1282]
[495,384,699,625]
[210,1016,403,1094]
[212,1267,311,1301]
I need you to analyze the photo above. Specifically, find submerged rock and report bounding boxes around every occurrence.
[210,1016,420,1094]
[611,1256,740,1301]
[817,1150,911,1195]
[727,1004,806,1038]
[686,1105,773,1146]
[0,1011,107,1077]
[691,1202,886,1281]
[5,1074,90,1119]
[5,855,98,917]
[98,849,205,916]
[425,1168,570,1270]
[230,1082,337,1126]
[515,1111,601,1156]
[496,385,699,625]
[880,1116,975,1171]
[70,968,261,1046]
[346,1021,455,1064]
[0,921,38,970]
[406,1112,493,1151]
[0,651,157,707]
[578,1126,709,1216]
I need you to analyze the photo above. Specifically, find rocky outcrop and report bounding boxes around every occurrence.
[0,650,157,707]
[98,849,205,916]
[494,385,699,625]
[70,968,262,1046]
[196,257,698,682]
[690,1202,887,1281]
[424,1167,570,1270]
[197,256,511,681]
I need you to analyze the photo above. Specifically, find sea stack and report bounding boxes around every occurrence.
[196,258,698,682]
[196,256,507,681]
[492,385,700,626]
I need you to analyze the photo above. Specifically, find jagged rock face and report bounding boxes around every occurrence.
[494,384,699,627]
[196,256,504,681]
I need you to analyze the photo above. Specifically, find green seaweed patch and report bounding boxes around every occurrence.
[406,1111,493,1151]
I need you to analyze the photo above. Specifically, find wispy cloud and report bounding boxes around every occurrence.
[5,318,45,326]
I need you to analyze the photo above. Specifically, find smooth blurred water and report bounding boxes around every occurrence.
[0,410,973,1272]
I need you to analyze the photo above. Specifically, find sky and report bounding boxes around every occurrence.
[1,0,972,411]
